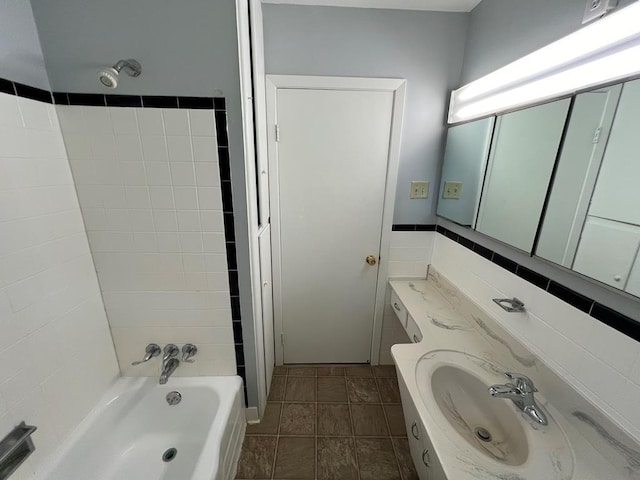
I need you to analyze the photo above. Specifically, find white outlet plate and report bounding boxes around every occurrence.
[443,181,463,199]
[410,181,429,199]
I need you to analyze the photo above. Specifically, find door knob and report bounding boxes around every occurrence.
[366,255,377,266]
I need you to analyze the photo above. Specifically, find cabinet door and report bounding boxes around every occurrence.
[573,216,640,289]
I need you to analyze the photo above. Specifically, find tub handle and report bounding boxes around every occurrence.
[182,344,198,363]
[131,343,161,365]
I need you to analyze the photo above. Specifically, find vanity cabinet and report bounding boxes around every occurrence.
[391,290,408,328]
[398,375,447,480]
[407,314,423,343]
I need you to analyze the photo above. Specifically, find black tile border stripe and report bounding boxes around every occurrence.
[213,108,247,403]
[391,224,437,232]
[431,226,640,344]
[0,76,225,110]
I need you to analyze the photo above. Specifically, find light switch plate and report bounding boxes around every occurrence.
[443,181,463,199]
[410,181,429,199]
[582,0,617,24]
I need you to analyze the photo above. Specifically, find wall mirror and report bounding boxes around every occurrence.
[436,116,494,226]
[475,98,571,252]
[537,78,640,297]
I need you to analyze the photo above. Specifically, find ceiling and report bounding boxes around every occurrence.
[261,0,482,13]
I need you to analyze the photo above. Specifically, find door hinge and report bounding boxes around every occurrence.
[592,126,602,144]
[280,332,285,346]
[275,124,281,142]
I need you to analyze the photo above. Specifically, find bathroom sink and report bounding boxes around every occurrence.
[415,350,574,478]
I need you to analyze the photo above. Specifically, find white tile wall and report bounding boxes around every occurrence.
[432,233,640,442]
[387,231,434,277]
[57,105,236,377]
[0,92,119,478]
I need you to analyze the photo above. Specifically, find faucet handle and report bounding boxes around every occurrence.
[131,343,161,365]
[505,372,537,393]
[182,344,198,363]
[163,344,179,362]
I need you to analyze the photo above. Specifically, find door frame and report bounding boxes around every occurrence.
[266,74,406,365]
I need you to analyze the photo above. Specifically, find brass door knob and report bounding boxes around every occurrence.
[366,255,377,266]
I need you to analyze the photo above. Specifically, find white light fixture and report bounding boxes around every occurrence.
[449,1,640,123]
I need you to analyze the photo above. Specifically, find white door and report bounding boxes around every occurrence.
[269,79,400,364]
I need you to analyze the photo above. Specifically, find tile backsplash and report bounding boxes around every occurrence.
[432,233,640,442]
[0,92,119,476]
[56,104,237,377]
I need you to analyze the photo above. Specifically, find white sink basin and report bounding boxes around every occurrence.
[416,350,574,478]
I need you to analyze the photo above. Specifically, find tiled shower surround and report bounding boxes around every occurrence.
[0,90,119,475]
[56,103,240,377]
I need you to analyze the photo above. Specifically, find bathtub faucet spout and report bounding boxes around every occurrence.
[160,358,180,384]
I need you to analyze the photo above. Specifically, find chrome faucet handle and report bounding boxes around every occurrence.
[131,343,161,365]
[181,344,198,363]
[505,372,537,393]
[163,344,179,362]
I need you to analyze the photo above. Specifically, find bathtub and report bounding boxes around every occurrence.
[37,376,245,480]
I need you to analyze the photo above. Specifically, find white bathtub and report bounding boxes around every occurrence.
[37,376,245,480]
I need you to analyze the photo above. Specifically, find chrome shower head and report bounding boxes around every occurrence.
[97,59,142,89]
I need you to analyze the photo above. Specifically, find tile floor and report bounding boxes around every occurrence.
[235,365,418,480]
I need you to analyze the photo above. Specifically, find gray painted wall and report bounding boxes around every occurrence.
[262,5,469,224]
[0,0,49,89]
[30,0,260,408]
[461,0,637,84]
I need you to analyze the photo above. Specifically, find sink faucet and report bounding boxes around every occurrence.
[488,372,548,425]
[160,358,180,384]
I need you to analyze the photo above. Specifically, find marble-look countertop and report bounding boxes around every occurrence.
[390,270,640,480]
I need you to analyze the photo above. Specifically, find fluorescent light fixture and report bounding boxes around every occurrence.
[449,2,640,123]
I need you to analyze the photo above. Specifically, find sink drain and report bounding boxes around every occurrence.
[162,448,177,462]
[474,427,492,442]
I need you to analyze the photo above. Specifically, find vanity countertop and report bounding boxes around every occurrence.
[390,271,640,480]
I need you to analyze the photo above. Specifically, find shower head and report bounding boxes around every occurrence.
[97,59,142,89]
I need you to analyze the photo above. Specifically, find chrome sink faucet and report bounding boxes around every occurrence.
[488,372,548,425]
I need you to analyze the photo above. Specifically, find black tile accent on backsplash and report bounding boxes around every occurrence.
[391,224,437,231]
[547,281,594,313]
[457,236,475,251]
[591,304,640,343]
[436,227,640,344]
[142,95,179,108]
[68,93,106,106]
[444,229,459,242]
[392,225,416,231]
[14,83,52,103]
[0,78,16,95]
[516,265,550,290]
[492,253,518,274]
[214,110,229,147]
[105,94,143,108]
[472,242,494,261]
[228,270,239,296]
[178,96,214,109]
[221,181,234,213]
[52,92,69,105]
[218,147,231,181]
